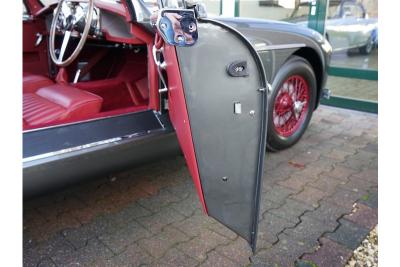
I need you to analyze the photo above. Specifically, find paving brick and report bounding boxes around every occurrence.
[293,165,327,179]
[283,215,336,246]
[301,237,353,267]
[306,156,337,173]
[258,213,296,245]
[252,233,317,266]
[136,206,185,234]
[340,156,371,171]
[23,247,47,267]
[154,247,198,266]
[198,250,239,267]
[137,189,181,213]
[344,203,377,230]
[309,174,343,195]
[173,214,213,238]
[307,200,350,229]
[291,186,328,207]
[326,187,364,208]
[170,193,202,217]
[138,226,190,259]
[207,220,238,240]
[290,149,321,165]
[215,238,252,265]
[321,164,359,181]
[164,179,196,200]
[325,219,369,250]
[265,162,299,181]
[360,142,378,153]
[61,224,96,249]
[358,189,378,209]
[36,257,57,266]
[35,234,75,261]
[52,238,114,266]
[277,175,314,191]
[111,243,153,266]
[324,148,354,161]
[177,229,229,261]
[259,199,282,218]
[269,199,313,224]
[98,220,151,254]
[35,196,86,221]
[338,175,376,195]
[264,185,296,205]
[352,168,378,184]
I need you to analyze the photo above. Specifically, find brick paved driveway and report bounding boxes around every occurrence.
[23,106,378,267]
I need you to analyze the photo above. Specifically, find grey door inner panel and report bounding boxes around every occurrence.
[176,20,268,250]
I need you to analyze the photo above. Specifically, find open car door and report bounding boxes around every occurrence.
[153,9,269,250]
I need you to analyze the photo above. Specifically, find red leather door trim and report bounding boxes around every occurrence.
[163,45,208,213]
[23,18,49,77]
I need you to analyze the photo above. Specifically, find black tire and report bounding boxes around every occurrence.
[359,36,374,55]
[266,56,317,151]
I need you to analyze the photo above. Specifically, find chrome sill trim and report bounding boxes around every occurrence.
[254,43,306,52]
[23,137,123,163]
[23,128,167,163]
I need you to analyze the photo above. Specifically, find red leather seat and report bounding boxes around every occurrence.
[23,84,103,129]
[23,73,54,94]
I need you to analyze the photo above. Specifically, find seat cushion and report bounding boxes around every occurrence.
[23,84,103,129]
[23,73,54,94]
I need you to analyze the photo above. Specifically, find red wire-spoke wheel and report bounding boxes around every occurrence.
[273,75,310,137]
[267,56,317,151]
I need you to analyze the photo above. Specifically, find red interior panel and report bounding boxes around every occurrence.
[23,19,49,77]
[163,45,208,213]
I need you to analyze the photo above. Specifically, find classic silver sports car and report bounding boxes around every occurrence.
[23,0,331,250]
[293,0,378,54]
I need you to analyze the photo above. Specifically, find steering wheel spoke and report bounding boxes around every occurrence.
[58,30,71,62]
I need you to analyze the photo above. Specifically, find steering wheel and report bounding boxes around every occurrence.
[49,0,94,67]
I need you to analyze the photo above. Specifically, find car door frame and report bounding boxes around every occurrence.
[158,14,269,250]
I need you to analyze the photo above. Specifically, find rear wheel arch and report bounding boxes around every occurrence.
[292,47,323,109]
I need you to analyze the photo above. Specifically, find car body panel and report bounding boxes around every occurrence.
[217,17,330,107]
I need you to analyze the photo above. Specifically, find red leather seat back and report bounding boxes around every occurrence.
[23,73,54,94]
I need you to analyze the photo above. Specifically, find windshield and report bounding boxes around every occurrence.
[131,0,186,23]
[39,0,123,6]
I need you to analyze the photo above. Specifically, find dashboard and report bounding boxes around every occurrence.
[43,1,146,45]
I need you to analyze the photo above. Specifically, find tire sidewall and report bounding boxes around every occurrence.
[267,56,317,151]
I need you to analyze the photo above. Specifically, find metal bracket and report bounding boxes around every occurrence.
[267,83,272,94]
[35,33,43,47]
[322,88,331,99]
